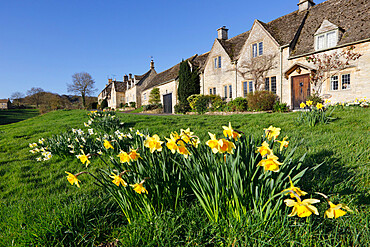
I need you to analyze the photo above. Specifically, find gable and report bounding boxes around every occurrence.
[204,40,232,73]
[315,20,339,35]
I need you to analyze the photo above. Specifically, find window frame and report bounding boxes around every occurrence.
[249,81,253,93]
[271,76,277,94]
[341,74,351,90]
[330,75,339,91]
[243,81,248,97]
[265,77,270,91]
[315,30,338,51]
[252,43,258,58]
[258,42,263,56]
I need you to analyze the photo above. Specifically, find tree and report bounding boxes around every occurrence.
[177,60,200,104]
[26,87,45,107]
[149,88,160,104]
[10,91,25,106]
[306,46,362,95]
[237,54,277,91]
[67,72,96,108]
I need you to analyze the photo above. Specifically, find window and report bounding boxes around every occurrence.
[330,75,338,91]
[218,56,221,68]
[271,77,277,94]
[214,58,217,68]
[243,82,248,97]
[249,81,253,93]
[342,74,350,90]
[224,86,227,98]
[229,85,232,98]
[258,42,263,56]
[316,30,337,50]
[213,87,216,95]
[252,44,258,58]
[265,77,270,91]
[210,88,212,95]
[143,93,147,100]
[214,56,221,68]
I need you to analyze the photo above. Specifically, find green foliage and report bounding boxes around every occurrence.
[296,105,336,127]
[187,94,211,114]
[149,88,160,104]
[129,102,136,108]
[307,93,323,105]
[174,102,191,114]
[207,95,225,112]
[247,90,277,111]
[273,101,289,113]
[178,60,200,104]
[225,97,248,112]
[100,98,108,109]
[143,103,162,111]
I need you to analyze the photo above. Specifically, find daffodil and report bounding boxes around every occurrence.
[256,141,272,157]
[284,198,320,217]
[136,130,145,137]
[103,140,114,150]
[264,126,281,141]
[128,149,141,161]
[282,176,308,198]
[257,154,283,172]
[144,134,163,153]
[65,171,81,188]
[222,122,241,141]
[29,143,37,148]
[300,102,306,108]
[316,103,323,110]
[165,132,180,153]
[306,100,313,106]
[110,172,127,187]
[117,150,131,163]
[206,132,220,154]
[76,150,90,166]
[325,201,348,219]
[177,142,191,158]
[131,180,148,194]
[276,136,289,151]
[218,139,235,154]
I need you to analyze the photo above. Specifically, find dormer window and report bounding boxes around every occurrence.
[315,20,340,51]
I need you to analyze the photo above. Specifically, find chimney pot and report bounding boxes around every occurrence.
[108,78,112,83]
[129,73,132,79]
[124,74,128,82]
[217,26,229,40]
[298,0,315,12]
[150,59,155,69]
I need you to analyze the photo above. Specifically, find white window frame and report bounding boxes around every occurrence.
[341,74,350,90]
[330,75,339,91]
[315,30,338,51]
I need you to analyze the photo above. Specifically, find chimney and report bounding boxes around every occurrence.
[150,59,155,69]
[129,73,132,80]
[298,0,315,12]
[123,74,128,82]
[108,78,112,83]
[217,26,228,40]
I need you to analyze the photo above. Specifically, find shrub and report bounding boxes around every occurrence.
[208,95,225,112]
[100,98,108,109]
[149,88,160,104]
[273,101,289,113]
[247,91,277,111]
[174,102,191,114]
[225,97,248,112]
[187,94,203,110]
[193,95,209,114]
[129,102,136,108]
[143,103,163,111]
[307,93,323,105]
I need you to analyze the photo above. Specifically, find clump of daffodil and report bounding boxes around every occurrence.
[222,122,241,141]
[306,100,313,107]
[300,102,306,109]
[205,132,220,154]
[316,103,324,110]
[284,197,320,218]
[316,192,352,219]
[257,154,283,172]
[131,179,148,194]
[165,132,181,153]
[282,176,308,198]
[177,142,191,158]
[128,149,141,161]
[218,139,236,154]
[117,150,131,163]
[276,136,289,151]
[76,150,91,167]
[180,128,200,147]
[256,141,272,157]
[110,170,128,187]
[144,134,163,153]
[103,140,114,150]
[264,126,281,141]
[65,171,88,188]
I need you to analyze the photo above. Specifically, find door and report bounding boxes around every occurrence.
[163,93,172,114]
[292,74,310,109]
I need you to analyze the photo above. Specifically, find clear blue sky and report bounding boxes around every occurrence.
[0,0,326,99]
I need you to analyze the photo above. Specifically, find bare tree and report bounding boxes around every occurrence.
[26,87,45,107]
[67,72,96,108]
[306,46,362,95]
[11,91,25,106]
[238,53,277,91]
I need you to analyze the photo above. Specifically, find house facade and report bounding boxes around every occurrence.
[99,0,369,112]
[0,99,11,110]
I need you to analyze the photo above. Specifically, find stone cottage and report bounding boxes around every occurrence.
[0,99,11,110]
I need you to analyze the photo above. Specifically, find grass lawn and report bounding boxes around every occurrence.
[0,108,369,246]
[0,109,39,125]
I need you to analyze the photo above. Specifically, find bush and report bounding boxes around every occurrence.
[149,88,161,104]
[247,91,277,111]
[225,97,248,112]
[273,101,289,113]
[143,103,163,111]
[91,102,98,109]
[129,102,136,108]
[193,95,209,114]
[100,98,108,110]
[174,102,191,114]
[307,93,323,105]
[187,94,203,110]
[208,95,225,112]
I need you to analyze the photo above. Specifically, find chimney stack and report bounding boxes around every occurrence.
[129,73,132,80]
[150,59,155,70]
[108,78,112,83]
[298,0,315,12]
[123,74,128,82]
[217,26,228,40]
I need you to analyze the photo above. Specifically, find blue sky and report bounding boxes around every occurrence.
[0,0,326,99]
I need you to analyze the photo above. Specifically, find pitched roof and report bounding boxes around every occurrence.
[191,52,210,71]
[291,0,370,56]
[0,99,9,103]
[136,69,156,86]
[143,63,181,91]
[114,81,126,92]
[217,30,251,61]
[100,83,112,98]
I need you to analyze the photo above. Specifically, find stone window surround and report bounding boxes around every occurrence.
[209,87,217,95]
[328,70,352,92]
[314,29,338,51]
[223,84,232,98]
[264,76,277,92]
[252,41,264,58]
[213,56,221,69]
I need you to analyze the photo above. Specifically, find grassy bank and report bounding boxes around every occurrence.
[0,108,369,246]
[0,109,39,125]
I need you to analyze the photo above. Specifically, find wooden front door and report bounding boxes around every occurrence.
[163,93,172,114]
[292,74,310,109]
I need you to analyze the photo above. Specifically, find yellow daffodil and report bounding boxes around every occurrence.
[206,132,220,154]
[316,103,324,110]
[222,122,241,141]
[65,171,81,188]
[284,198,320,217]
[282,176,308,198]
[76,150,90,166]
[324,201,348,219]
[306,100,313,106]
[300,102,306,108]
[218,139,236,154]
[29,143,37,148]
[136,130,145,137]
[109,172,127,187]
[165,132,180,153]
[264,126,281,141]
[128,149,141,161]
[144,134,163,153]
[117,150,131,163]
[103,140,114,150]
[276,136,289,151]
[177,143,190,158]
[256,141,272,157]
[257,154,283,172]
[131,180,148,194]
